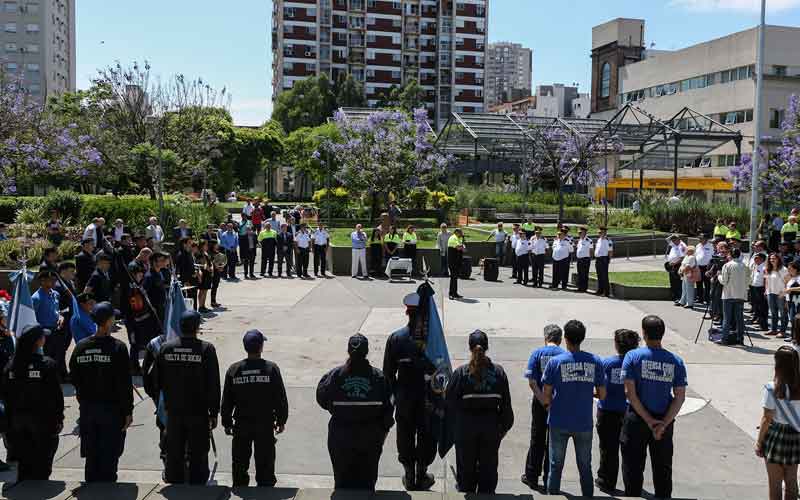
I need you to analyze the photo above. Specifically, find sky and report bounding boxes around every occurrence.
[76,0,800,126]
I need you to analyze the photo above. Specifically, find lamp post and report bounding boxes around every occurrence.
[749,0,766,243]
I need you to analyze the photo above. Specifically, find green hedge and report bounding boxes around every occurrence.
[454,187,591,212]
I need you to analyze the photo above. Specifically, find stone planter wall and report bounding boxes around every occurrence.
[571,273,673,301]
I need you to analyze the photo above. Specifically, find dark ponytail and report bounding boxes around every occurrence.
[468,346,489,386]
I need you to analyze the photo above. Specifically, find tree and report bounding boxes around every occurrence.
[376,79,427,113]
[272,74,338,133]
[230,121,285,193]
[285,123,341,187]
[730,94,800,208]
[524,124,622,222]
[318,108,449,221]
[335,74,367,108]
[0,77,102,194]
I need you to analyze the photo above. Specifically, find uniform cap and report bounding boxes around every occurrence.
[243,329,266,353]
[20,323,50,339]
[468,330,489,351]
[90,302,115,325]
[403,293,420,308]
[348,333,369,359]
[180,310,202,335]
[36,269,57,280]
[669,233,681,240]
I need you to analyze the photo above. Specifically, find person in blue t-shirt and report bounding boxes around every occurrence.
[596,328,641,494]
[620,315,688,500]
[521,324,565,492]
[31,270,62,331]
[542,320,606,497]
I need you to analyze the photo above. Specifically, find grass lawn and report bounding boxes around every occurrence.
[329,227,486,248]
[594,271,669,287]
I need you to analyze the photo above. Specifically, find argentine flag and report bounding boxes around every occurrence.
[9,268,36,337]
[163,276,187,341]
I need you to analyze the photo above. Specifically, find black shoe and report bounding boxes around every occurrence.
[199,307,211,313]
[0,460,10,472]
[402,466,415,491]
[416,467,435,490]
[595,477,614,493]
[520,474,538,490]
[449,295,455,300]
[211,302,221,308]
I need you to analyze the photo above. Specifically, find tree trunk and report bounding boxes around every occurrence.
[557,177,564,224]
[370,192,379,225]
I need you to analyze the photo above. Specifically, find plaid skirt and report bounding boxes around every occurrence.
[764,422,800,465]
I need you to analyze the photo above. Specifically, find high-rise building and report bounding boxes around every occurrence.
[485,41,531,106]
[271,0,488,129]
[0,0,75,99]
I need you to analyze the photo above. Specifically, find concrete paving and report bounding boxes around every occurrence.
[0,256,778,499]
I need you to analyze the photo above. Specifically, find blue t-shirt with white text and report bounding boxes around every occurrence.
[542,350,605,432]
[524,345,565,388]
[597,355,627,413]
[622,347,688,415]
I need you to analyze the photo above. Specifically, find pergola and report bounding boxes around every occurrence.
[434,103,744,192]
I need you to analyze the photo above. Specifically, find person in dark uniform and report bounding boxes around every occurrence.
[75,238,96,291]
[125,262,159,375]
[446,330,514,494]
[383,293,437,491]
[39,247,59,273]
[620,315,688,499]
[69,302,134,483]
[221,330,289,487]
[142,326,168,469]
[447,229,465,300]
[84,251,113,303]
[0,303,16,471]
[276,223,294,278]
[317,334,394,491]
[153,310,221,484]
[1,325,64,481]
[144,252,170,325]
[53,262,77,381]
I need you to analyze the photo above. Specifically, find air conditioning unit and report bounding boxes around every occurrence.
[305,50,313,57]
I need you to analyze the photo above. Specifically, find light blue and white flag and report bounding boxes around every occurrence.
[163,277,187,342]
[9,267,36,338]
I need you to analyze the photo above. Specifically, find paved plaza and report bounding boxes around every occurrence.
[0,255,775,499]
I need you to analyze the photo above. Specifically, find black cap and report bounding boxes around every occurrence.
[348,333,369,359]
[77,292,95,304]
[468,330,489,351]
[180,310,202,335]
[81,238,94,245]
[243,329,265,353]
[96,251,112,262]
[20,324,50,340]
[699,233,709,240]
[91,302,115,325]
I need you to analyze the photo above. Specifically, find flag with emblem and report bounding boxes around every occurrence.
[9,267,36,338]
[416,281,454,457]
[163,276,187,341]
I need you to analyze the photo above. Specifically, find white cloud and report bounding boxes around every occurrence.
[229,97,272,127]
[670,0,800,12]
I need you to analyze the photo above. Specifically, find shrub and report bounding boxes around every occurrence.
[43,190,83,223]
[0,199,16,223]
[57,240,81,261]
[80,196,159,231]
[430,191,456,211]
[167,194,229,234]
[407,188,431,210]
[640,197,748,235]
[588,209,654,230]
[16,204,46,225]
[312,188,351,218]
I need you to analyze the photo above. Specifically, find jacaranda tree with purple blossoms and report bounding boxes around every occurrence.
[317,108,450,221]
[524,122,622,222]
[0,77,102,194]
[730,94,800,208]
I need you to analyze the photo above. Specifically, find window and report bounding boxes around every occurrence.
[284,7,295,18]
[774,65,787,77]
[719,154,741,167]
[721,70,730,84]
[25,2,38,13]
[737,65,750,80]
[770,109,785,129]
[26,63,38,71]
[25,43,38,53]
[25,23,39,32]
[391,70,401,80]
[4,42,16,52]
[3,1,16,12]
[599,62,611,98]
[5,62,17,71]
[4,22,16,32]
[366,68,375,78]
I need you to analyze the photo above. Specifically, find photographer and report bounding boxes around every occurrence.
[717,248,751,346]
[706,242,729,324]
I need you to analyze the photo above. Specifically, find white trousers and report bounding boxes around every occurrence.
[351,248,367,276]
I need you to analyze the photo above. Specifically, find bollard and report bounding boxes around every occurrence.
[626,239,630,260]
[652,232,657,259]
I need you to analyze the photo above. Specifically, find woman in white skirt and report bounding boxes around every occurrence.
[677,246,698,309]
[756,346,800,500]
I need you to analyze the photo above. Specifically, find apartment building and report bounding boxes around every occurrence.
[591,18,800,204]
[271,0,489,129]
[485,41,531,106]
[0,0,75,99]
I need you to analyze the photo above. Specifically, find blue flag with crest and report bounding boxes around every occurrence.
[163,276,187,342]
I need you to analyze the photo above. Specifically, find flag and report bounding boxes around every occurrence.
[9,267,36,338]
[163,277,187,341]
[417,281,454,458]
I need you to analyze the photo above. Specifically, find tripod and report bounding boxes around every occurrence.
[694,294,754,347]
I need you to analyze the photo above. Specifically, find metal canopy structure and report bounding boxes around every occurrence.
[434,103,744,183]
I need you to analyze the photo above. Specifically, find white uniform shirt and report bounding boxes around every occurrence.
[510,233,521,250]
[113,226,125,242]
[751,262,766,287]
[695,242,714,267]
[294,232,311,249]
[313,229,330,245]
[576,237,593,259]
[551,239,572,261]
[82,223,97,242]
[666,241,687,263]
[530,237,549,255]
[515,238,532,257]
[595,237,613,257]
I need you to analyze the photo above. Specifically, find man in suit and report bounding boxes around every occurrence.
[75,238,97,291]
[173,219,194,241]
[276,223,294,278]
